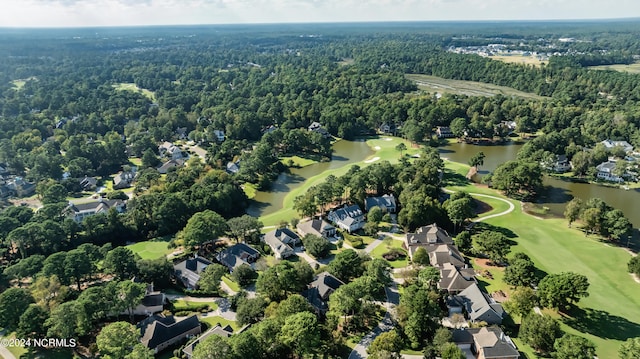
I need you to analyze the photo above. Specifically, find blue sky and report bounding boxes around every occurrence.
[2,0,640,27]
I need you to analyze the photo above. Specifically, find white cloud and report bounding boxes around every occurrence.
[0,0,639,27]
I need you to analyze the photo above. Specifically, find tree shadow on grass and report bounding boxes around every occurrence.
[561,307,640,341]
[472,222,518,240]
[443,169,470,187]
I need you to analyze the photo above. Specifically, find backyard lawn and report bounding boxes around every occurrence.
[369,238,409,268]
[222,276,241,292]
[199,315,240,331]
[172,298,218,311]
[126,238,173,260]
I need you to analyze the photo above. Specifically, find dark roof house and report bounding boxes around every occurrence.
[328,204,365,233]
[449,283,505,325]
[174,256,213,289]
[216,243,260,271]
[63,199,126,222]
[157,159,185,174]
[264,228,300,259]
[453,326,519,359]
[438,262,476,294]
[296,219,336,239]
[302,271,345,314]
[365,194,397,213]
[139,315,201,354]
[113,171,136,189]
[79,176,98,191]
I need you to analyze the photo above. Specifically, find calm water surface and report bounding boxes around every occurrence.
[247,140,374,217]
[440,141,640,227]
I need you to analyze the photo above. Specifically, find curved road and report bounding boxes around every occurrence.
[347,189,514,359]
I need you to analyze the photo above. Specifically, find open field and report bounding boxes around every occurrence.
[126,238,172,260]
[113,82,156,102]
[406,74,545,100]
[369,238,408,268]
[490,54,546,67]
[589,63,640,74]
[259,136,418,226]
[447,179,640,358]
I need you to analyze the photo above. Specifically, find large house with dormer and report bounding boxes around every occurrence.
[405,223,454,259]
[63,198,126,222]
[328,204,365,233]
[296,219,336,239]
[264,228,300,259]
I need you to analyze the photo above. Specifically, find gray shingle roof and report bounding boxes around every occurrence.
[139,315,200,351]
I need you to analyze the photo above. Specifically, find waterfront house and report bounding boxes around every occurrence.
[297,219,336,239]
[327,204,365,233]
[365,194,397,213]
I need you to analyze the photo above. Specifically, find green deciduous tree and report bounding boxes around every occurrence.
[231,264,257,287]
[412,247,430,266]
[303,234,331,259]
[181,210,228,249]
[553,334,596,359]
[227,215,263,243]
[17,304,49,338]
[193,335,237,359]
[97,321,153,359]
[368,330,403,358]
[196,263,227,294]
[103,247,139,280]
[537,272,589,311]
[520,313,562,354]
[278,312,321,357]
[503,253,537,287]
[0,287,34,331]
[504,287,537,319]
[237,297,267,326]
[473,230,511,264]
[328,249,365,282]
[619,337,640,359]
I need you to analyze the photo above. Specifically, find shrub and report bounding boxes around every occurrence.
[382,248,406,261]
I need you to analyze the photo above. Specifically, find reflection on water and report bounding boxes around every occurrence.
[441,141,640,227]
[246,140,374,217]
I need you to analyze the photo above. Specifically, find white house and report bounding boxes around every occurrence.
[601,139,634,154]
[327,205,365,233]
[596,161,624,183]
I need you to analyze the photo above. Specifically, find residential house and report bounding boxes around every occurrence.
[328,205,365,233]
[157,159,185,174]
[174,256,213,290]
[226,160,240,174]
[63,198,126,222]
[308,121,331,139]
[158,141,185,160]
[5,177,36,197]
[302,272,345,314]
[549,154,572,173]
[405,223,454,260]
[262,125,278,134]
[448,283,505,325]
[113,171,136,189]
[436,126,455,138]
[139,314,201,354]
[297,219,336,239]
[379,123,392,134]
[123,282,166,316]
[364,194,397,213]
[213,130,225,142]
[264,228,300,259]
[79,176,98,191]
[438,262,476,294]
[428,244,466,268]
[596,160,624,183]
[176,127,188,140]
[216,243,260,272]
[453,327,520,359]
[601,139,634,154]
[183,324,244,358]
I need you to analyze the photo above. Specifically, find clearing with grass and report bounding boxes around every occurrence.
[113,82,157,102]
[405,74,546,100]
[589,62,640,74]
[126,239,173,260]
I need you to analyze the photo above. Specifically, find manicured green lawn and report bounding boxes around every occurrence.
[172,299,218,311]
[259,136,416,226]
[222,276,240,292]
[199,315,240,331]
[456,182,640,358]
[369,238,409,268]
[242,183,258,199]
[126,238,173,260]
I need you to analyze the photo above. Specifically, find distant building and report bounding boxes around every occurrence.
[308,122,331,139]
[113,171,136,189]
[63,198,126,222]
[226,160,240,174]
[79,176,98,191]
[158,141,186,160]
[213,130,225,142]
[601,139,634,154]
[436,126,455,138]
[157,159,185,174]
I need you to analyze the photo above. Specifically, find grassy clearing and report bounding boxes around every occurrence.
[490,54,546,67]
[126,238,173,260]
[199,315,240,331]
[589,63,640,74]
[129,157,142,167]
[451,180,640,358]
[222,276,240,292]
[369,238,408,268]
[172,299,218,311]
[405,74,545,100]
[259,136,416,226]
[280,155,318,168]
[113,82,156,102]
